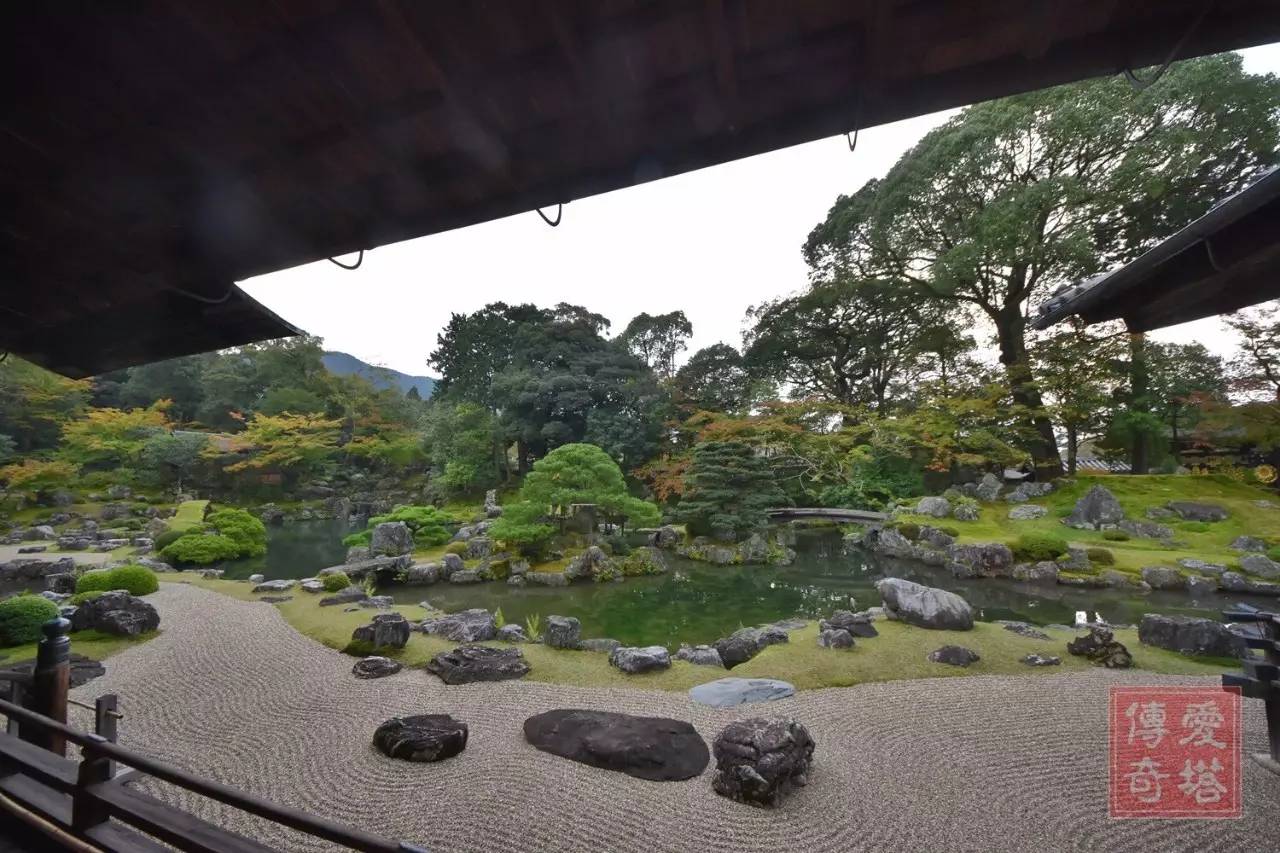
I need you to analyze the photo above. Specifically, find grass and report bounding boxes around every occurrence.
[0,629,155,665]
[903,474,1280,580]
[169,500,210,532]
[161,575,1235,692]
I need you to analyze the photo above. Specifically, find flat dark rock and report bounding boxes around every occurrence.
[373,714,467,762]
[7,653,105,688]
[353,656,403,679]
[426,645,530,685]
[928,645,980,667]
[523,709,709,781]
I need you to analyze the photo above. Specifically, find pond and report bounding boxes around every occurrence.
[218,519,352,580]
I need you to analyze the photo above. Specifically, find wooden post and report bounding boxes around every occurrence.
[28,616,71,756]
[95,693,119,777]
[72,734,113,832]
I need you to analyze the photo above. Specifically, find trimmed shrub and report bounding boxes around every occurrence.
[322,571,351,592]
[1013,532,1069,562]
[0,595,59,646]
[160,533,241,565]
[1268,545,1280,562]
[1085,547,1116,565]
[1102,529,1130,541]
[153,528,188,551]
[895,522,921,541]
[75,569,116,594]
[342,529,372,547]
[444,541,468,556]
[69,590,105,606]
[106,564,159,596]
[207,508,267,558]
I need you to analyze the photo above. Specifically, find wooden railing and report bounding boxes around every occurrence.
[0,617,429,852]
[1222,604,1280,773]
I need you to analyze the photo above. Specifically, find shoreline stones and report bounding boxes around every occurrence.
[690,677,795,708]
[320,587,367,607]
[426,645,530,684]
[713,625,789,669]
[373,714,467,762]
[875,578,974,630]
[711,718,814,808]
[523,709,709,781]
[352,656,402,679]
[609,645,671,674]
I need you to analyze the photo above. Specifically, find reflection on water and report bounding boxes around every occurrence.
[232,524,1277,648]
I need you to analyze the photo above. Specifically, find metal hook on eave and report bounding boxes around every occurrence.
[845,89,862,152]
[327,249,365,270]
[846,127,859,152]
[536,204,563,227]
[1121,3,1212,92]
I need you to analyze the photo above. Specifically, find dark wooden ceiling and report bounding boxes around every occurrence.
[4,0,1280,377]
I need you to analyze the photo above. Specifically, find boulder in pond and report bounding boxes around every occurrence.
[352,656,402,679]
[1012,561,1060,584]
[351,613,411,651]
[1065,485,1125,530]
[690,677,795,708]
[817,628,854,649]
[711,717,814,808]
[524,709,709,781]
[1138,614,1246,658]
[675,644,724,667]
[1067,626,1132,668]
[426,645,530,684]
[523,570,568,587]
[544,615,582,650]
[875,578,974,630]
[422,608,497,643]
[373,714,467,762]
[403,562,439,584]
[609,645,671,674]
[69,591,159,637]
[928,645,980,667]
[370,521,414,556]
[1166,501,1228,522]
[1141,565,1186,591]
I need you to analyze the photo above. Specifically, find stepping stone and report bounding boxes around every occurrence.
[373,714,467,762]
[523,709,709,781]
[711,717,814,808]
[928,645,980,667]
[689,677,795,708]
[426,645,530,685]
[353,656,402,679]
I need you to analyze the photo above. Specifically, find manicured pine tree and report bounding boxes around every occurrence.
[676,441,788,540]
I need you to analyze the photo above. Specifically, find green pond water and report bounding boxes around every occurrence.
[243,523,1277,648]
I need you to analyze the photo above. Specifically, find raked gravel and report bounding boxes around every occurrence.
[69,584,1280,853]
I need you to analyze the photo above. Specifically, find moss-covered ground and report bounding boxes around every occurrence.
[168,499,210,532]
[896,474,1280,583]
[0,629,155,666]
[161,574,1233,692]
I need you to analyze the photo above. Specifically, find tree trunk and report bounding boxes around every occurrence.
[995,308,1064,479]
[1128,332,1150,475]
[1066,424,1078,476]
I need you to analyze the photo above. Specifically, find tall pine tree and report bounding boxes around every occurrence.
[677,441,788,540]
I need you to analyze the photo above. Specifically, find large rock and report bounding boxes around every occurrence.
[69,591,160,637]
[439,553,464,579]
[974,472,1003,502]
[581,638,622,653]
[1012,561,1060,584]
[483,489,503,518]
[524,709,709,781]
[497,624,529,643]
[1187,575,1218,598]
[711,718,814,808]
[650,525,680,549]
[946,542,1014,579]
[928,645,980,667]
[675,644,724,667]
[1219,571,1280,596]
[1178,558,1227,576]
[609,645,672,674]
[1141,565,1186,591]
[524,570,568,587]
[402,562,439,584]
[351,613,411,650]
[370,521,414,556]
[1119,519,1174,540]
[875,578,973,630]
[820,610,878,638]
[422,609,497,643]
[319,587,367,607]
[1005,481,1053,503]
[352,656,402,679]
[426,645,530,684]
[544,615,582,649]
[1138,615,1246,658]
[1066,626,1132,668]
[253,579,296,593]
[690,677,795,708]
[1065,485,1125,530]
[564,546,615,582]
[466,536,493,560]
[373,714,467,762]
[817,628,854,649]
[1230,535,1266,552]
[1166,501,1228,522]
[1008,504,1047,520]
[1240,553,1280,581]
[5,653,105,688]
[915,496,951,518]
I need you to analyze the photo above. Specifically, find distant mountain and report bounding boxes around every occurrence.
[322,351,436,399]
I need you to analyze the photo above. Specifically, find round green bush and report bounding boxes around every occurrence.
[1102,529,1130,541]
[0,595,59,646]
[895,522,921,541]
[1267,545,1280,562]
[160,533,241,565]
[444,541,468,556]
[1013,532,1069,562]
[75,569,116,594]
[1085,547,1115,565]
[322,571,351,592]
[207,508,267,558]
[107,564,159,596]
[153,528,188,551]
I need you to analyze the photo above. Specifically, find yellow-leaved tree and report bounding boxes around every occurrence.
[223,412,342,477]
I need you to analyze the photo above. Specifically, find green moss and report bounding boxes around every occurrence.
[1178,520,1211,533]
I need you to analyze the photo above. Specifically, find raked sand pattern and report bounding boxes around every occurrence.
[70,584,1280,852]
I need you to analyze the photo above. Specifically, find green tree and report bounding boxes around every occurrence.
[120,355,208,421]
[1030,321,1126,475]
[426,402,503,496]
[674,344,755,414]
[0,357,90,452]
[804,54,1280,476]
[429,302,549,407]
[140,431,209,491]
[676,441,789,540]
[1147,342,1228,448]
[224,412,341,477]
[618,310,692,380]
[1226,302,1280,400]
[60,401,172,470]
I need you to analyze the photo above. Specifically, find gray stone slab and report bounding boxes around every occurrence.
[689,676,795,708]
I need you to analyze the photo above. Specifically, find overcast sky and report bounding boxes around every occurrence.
[242,44,1280,378]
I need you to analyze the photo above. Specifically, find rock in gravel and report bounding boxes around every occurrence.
[875,578,973,630]
[426,645,530,684]
[1008,504,1047,521]
[820,610,878,638]
[1067,626,1132,668]
[1001,621,1051,641]
[711,717,814,808]
[817,628,854,649]
[544,615,582,649]
[319,587,367,607]
[352,656,402,679]
[928,645,980,667]
[1166,501,1228,522]
[421,608,497,643]
[690,677,795,708]
[1065,485,1125,530]
[69,591,159,636]
[675,644,724,667]
[1230,535,1266,552]
[609,645,671,674]
[351,613,411,651]
[1138,614,1246,658]
[523,709,709,781]
[373,714,467,762]
[1021,654,1061,667]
